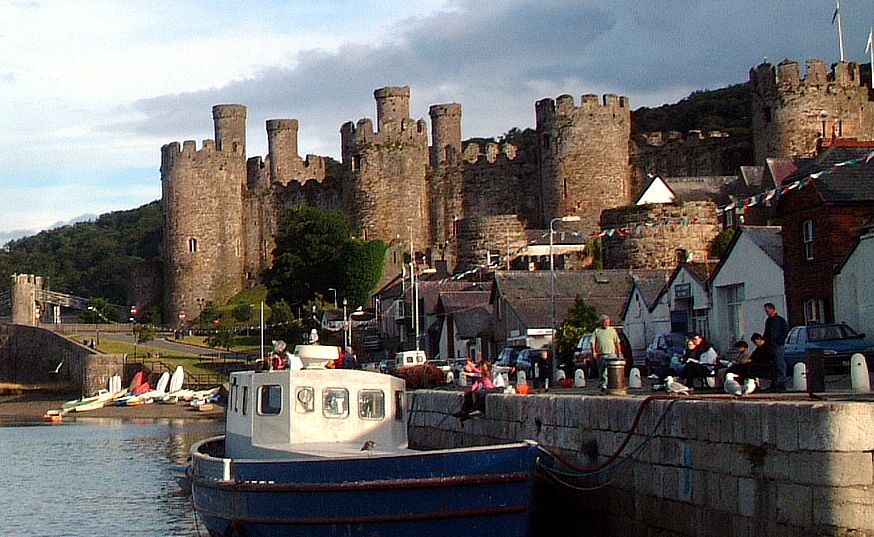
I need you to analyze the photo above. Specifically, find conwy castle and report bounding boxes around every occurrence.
[159,58,874,322]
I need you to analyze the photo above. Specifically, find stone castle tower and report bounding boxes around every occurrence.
[160,87,637,321]
[161,105,247,323]
[750,59,874,164]
[536,94,633,231]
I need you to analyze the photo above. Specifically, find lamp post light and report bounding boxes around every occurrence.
[328,288,338,310]
[549,215,581,372]
[342,298,348,349]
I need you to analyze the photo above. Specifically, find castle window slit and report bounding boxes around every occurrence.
[188,238,198,253]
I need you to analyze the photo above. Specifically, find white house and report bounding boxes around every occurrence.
[634,175,676,205]
[834,219,874,337]
[621,271,672,358]
[649,262,714,344]
[709,226,786,353]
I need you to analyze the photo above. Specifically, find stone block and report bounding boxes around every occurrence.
[792,451,873,487]
[812,485,874,531]
[798,402,874,452]
[761,450,791,480]
[732,402,764,445]
[775,482,812,527]
[737,477,759,518]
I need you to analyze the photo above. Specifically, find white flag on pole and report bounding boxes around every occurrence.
[867,30,873,54]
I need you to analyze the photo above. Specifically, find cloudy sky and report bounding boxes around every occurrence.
[0,0,869,241]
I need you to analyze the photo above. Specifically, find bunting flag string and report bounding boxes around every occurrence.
[719,150,874,216]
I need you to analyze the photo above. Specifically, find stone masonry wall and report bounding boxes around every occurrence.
[455,215,528,272]
[0,324,126,395]
[601,201,721,269]
[409,391,874,537]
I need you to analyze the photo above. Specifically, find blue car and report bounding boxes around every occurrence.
[782,323,874,372]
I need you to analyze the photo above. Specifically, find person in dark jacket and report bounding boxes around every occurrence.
[763,303,789,389]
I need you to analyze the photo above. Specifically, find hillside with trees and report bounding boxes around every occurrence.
[632,83,751,138]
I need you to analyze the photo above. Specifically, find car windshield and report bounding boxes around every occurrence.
[808,324,858,341]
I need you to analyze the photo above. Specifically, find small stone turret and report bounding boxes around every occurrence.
[212,104,247,155]
[429,103,462,168]
[266,119,300,184]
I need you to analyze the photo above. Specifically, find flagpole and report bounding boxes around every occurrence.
[836,0,845,62]
[868,28,874,88]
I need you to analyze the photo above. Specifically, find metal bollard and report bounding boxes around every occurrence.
[606,357,627,395]
[804,348,825,393]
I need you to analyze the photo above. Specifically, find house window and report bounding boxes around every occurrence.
[721,284,745,343]
[804,299,825,325]
[802,220,814,260]
[188,238,198,253]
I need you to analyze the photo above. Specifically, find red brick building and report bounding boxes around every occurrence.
[777,143,874,326]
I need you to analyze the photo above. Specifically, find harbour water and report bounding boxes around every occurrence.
[0,417,223,537]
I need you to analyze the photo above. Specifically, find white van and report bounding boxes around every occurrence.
[395,350,427,368]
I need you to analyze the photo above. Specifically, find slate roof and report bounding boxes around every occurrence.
[436,291,494,339]
[742,226,783,268]
[492,269,670,328]
[783,145,874,203]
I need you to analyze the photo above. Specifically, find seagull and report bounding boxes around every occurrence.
[360,440,376,452]
[665,376,691,396]
[742,377,757,395]
[48,360,64,374]
[724,372,743,396]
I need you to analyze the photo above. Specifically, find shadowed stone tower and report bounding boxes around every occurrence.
[161,104,247,324]
[536,94,633,232]
[340,87,431,249]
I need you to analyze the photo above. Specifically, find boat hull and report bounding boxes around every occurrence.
[189,437,540,537]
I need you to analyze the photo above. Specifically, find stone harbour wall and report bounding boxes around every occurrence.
[0,324,126,395]
[408,391,874,537]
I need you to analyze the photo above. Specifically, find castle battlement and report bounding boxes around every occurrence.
[160,138,244,173]
[640,130,730,147]
[340,117,428,149]
[535,93,630,124]
[751,58,868,95]
[461,141,520,164]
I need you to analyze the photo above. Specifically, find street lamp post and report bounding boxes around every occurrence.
[328,288,338,310]
[549,215,581,381]
[342,298,348,349]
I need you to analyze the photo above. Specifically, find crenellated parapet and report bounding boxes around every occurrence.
[750,58,874,163]
[634,130,752,178]
[461,141,520,164]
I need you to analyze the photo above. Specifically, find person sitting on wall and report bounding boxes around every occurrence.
[453,359,501,422]
[732,333,775,387]
[679,333,719,388]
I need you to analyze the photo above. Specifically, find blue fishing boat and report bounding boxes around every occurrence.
[188,344,540,537]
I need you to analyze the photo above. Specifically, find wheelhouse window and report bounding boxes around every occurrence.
[323,388,349,418]
[258,385,282,415]
[358,390,385,420]
[241,386,248,415]
[295,386,315,413]
[394,390,405,421]
[802,220,814,260]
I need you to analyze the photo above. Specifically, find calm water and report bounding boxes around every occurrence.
[0,417,223,537]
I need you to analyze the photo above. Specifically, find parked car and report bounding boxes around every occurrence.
[571,328,635,377]
[645,333,690,373]
[427,359,452,383]
[782,323,874,373]
[494,346,532,381]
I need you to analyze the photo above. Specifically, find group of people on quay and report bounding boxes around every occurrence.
[651,302,790,392]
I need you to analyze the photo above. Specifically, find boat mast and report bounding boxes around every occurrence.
[411,228,419,351]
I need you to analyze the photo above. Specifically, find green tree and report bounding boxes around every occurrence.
[269,300,293,326]
[265,206,388,310]
[136,324,156,344]
[708,227,736,259]
[554,296,601,368]
[340,238,388,306]
[233,303,253,323]
[265,205,351,308]
[206,328,235,351]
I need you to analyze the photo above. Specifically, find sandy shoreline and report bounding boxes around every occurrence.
[0,388,226,422]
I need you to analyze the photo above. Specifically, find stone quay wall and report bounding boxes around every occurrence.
[0,324,126,395]
[408,391,873,537]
